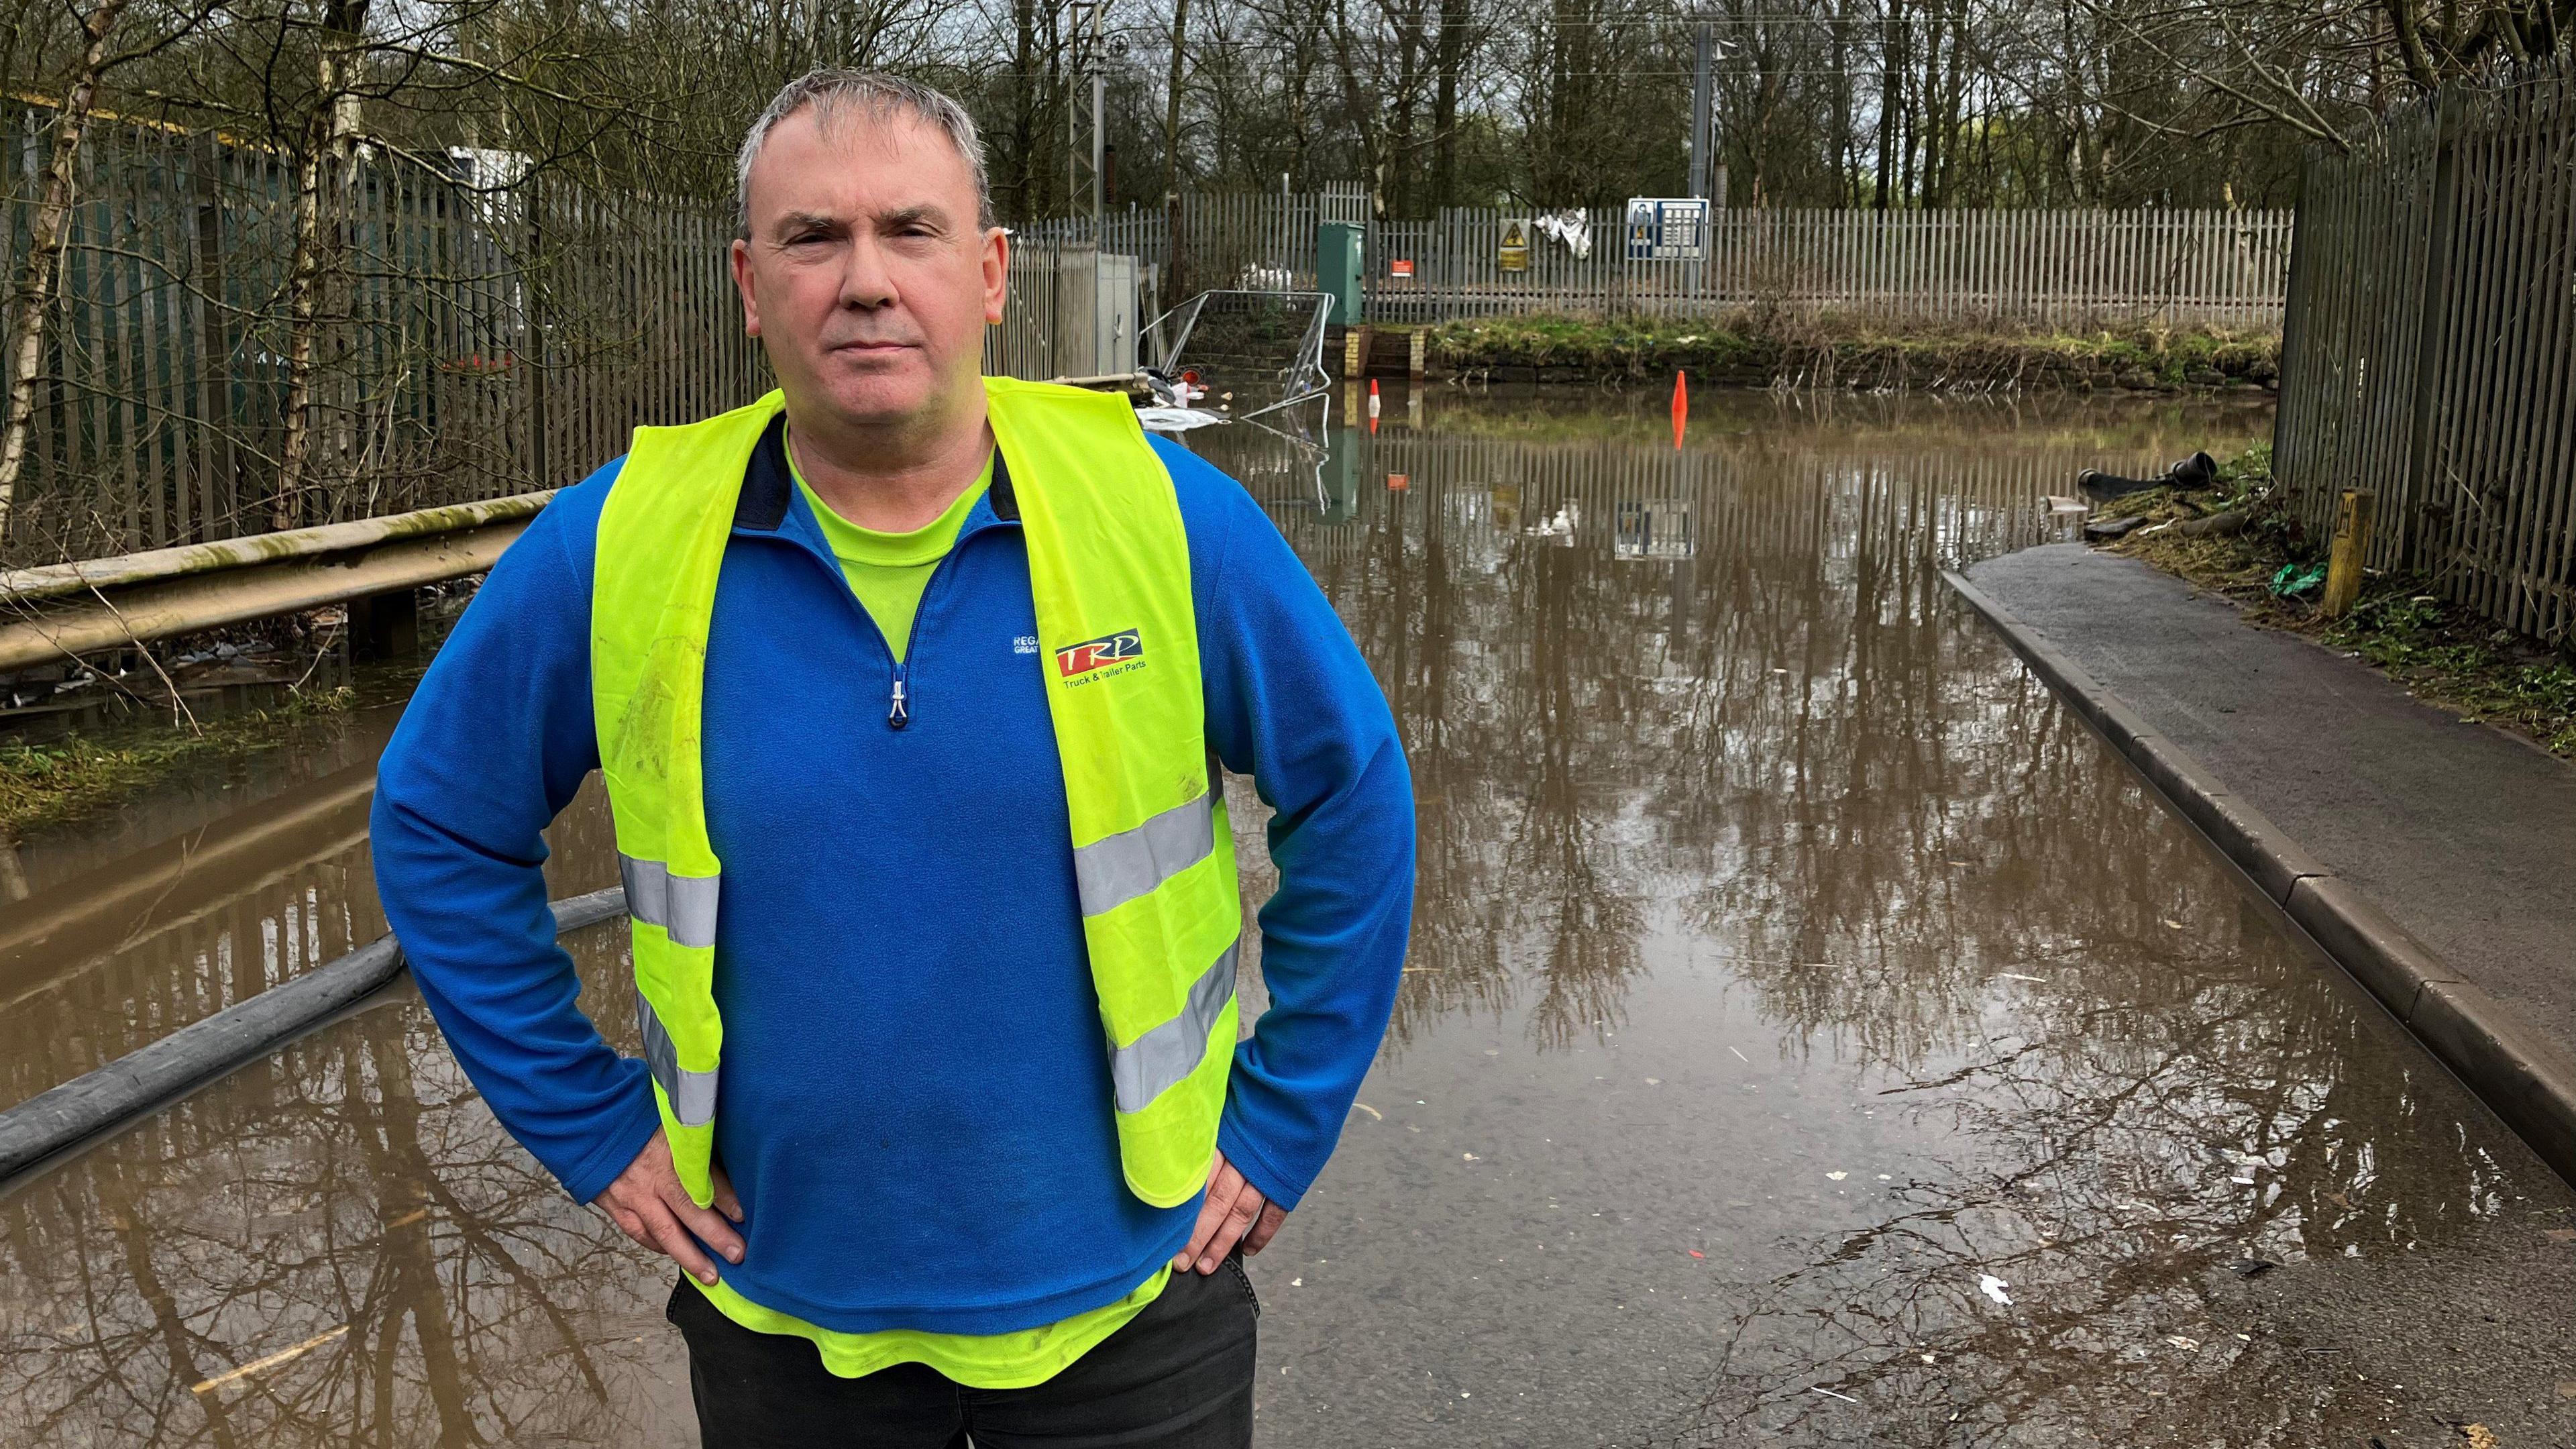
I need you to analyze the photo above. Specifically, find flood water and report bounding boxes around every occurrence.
[3,387,2569,1448]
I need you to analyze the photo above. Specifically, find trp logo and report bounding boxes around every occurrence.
[1055,627,1143,679]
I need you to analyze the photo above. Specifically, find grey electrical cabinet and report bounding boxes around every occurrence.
[1315,222,1363,326]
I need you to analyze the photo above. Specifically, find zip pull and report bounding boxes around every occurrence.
[888,676,910,731]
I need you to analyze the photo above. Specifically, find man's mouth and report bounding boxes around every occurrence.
[830,339,914,354]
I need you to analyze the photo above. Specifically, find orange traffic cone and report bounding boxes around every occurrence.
[1671,371,1688,449]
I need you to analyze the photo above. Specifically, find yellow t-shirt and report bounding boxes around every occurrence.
[791,451,991,663]
[718,442,1169,1384]
[689,1269,1170,1387]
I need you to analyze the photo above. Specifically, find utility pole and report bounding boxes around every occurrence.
[1688,22,1713,201]
[1687,21,1721,307]
[1067,0,1110,237]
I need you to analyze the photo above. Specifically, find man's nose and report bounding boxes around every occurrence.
[838,234,897,309]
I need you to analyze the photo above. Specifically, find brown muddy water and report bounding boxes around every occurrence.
[1,387,2568,1448]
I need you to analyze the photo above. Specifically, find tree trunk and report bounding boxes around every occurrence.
[1004,0,1038,216]
[0,0,136,537]
[1430,0,1469,208]
[1830,0,1856,204]
[1162,0,1190,201]
[1918,5,1945,205]
[273,0,371,533]
[1874,0,1902,209]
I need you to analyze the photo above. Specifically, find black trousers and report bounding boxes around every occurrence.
[667,1259,1259,1449]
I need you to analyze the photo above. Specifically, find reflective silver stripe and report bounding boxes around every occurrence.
[1074,792,1215,918]
[619,854,720,949]
[1108,938,1239,1114]
[636,987,719,1126]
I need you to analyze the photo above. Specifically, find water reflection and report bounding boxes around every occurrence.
[1197,388,2271,1063]
[3,390,2561,1448]
[0,922,681,1447]
[0,755,619,1112]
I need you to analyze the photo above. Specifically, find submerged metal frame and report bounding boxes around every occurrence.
[1146,288,1336,423]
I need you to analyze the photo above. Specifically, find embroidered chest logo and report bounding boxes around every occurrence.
[1055,627,1144,684]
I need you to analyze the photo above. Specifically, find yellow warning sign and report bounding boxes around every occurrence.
[1499,217,1531,273]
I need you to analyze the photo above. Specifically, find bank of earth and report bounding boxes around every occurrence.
[1420,312,2280,394]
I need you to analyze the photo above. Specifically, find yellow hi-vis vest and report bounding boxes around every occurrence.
[589,377,1242,1210]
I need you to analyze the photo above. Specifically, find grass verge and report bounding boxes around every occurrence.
[0,685,362,835]
[1421,311,2281,392]
[2095,445,2576,759]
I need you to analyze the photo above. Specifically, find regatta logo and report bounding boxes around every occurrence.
[1055,628,1144,682]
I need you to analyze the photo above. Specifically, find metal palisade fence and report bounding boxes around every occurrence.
[1024,193,2291,331]
[0,105,764,568]
[2272,56,2575,643]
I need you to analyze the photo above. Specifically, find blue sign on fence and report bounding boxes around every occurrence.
[1623,198,1709,262]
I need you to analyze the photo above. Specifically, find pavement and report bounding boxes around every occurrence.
[1959,542,2576,1181]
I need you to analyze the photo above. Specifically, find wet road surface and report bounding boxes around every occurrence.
[2,388,2568,1448]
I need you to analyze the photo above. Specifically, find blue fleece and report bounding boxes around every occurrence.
[369,433,1414,1336]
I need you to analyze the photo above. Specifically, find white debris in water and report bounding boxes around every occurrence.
[1825,1171,1848,1181]
[1136,407,1226,433]
[1979,1275,2012,1305]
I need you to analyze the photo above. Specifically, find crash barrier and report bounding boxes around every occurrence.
[0,885,625,1191]
[0,490,553,674]
[2273,56,2575,644]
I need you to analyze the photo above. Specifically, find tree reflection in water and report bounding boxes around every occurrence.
[0,802,680,1448]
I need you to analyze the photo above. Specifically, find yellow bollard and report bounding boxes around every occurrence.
[2320,489,2377,620]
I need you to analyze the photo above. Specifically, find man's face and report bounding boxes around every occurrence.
[731,107,1006,431]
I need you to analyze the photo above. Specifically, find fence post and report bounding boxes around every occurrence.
[189,129,237,540]
[2399,85,2465,575]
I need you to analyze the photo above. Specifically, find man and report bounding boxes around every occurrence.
[370,71,1413,1447]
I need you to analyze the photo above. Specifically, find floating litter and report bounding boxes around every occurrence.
[1979,1275,2012,1305]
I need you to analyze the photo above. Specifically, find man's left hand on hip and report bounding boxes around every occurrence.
[1175,1150,1286,1274]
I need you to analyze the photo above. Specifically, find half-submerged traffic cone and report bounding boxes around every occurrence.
[1368,377,1381,433]
[1671,371,1688,449]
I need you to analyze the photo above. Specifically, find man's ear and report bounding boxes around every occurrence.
[983,227,1010,326]
[731,237,763,338]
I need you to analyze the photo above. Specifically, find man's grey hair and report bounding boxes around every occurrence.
[735,70,996,238]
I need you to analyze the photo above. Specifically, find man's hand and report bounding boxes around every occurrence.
[596,1128,746,1286]
[1174,1149,1287,1275]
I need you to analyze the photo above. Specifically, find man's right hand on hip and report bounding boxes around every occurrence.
[596,1128,747,1285]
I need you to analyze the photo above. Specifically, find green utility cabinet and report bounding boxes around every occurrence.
[1315,222,1364,326]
